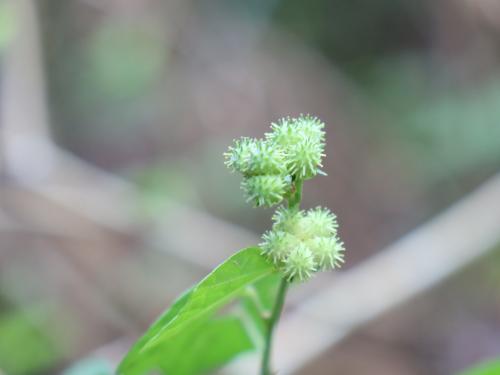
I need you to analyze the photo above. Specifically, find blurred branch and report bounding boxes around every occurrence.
[0,0,55,183]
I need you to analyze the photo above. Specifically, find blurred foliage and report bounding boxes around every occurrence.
[273,0,430,67]
[45,15,169,149]
[360,57,500,184]
[0,0,15,51]
[73,22,166,138]
[80,23,166,103]
[458,359,500,375]
[133,162,199,218]
[0,308,59,375]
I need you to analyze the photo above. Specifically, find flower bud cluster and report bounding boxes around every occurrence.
[266,115,326,180]
[224,115,326,207]
[260,206,345,282]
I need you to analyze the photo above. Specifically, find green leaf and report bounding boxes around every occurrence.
[117,247,276,375]
[0,308,59,375]
[458,359,500,375]
[241,274,282,339]
[158,315,254,375]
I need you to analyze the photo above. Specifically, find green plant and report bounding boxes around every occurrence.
[458,359,500,375]
[117,115,346,375]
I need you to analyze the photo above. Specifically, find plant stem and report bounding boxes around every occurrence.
[260,178,302,374]
[261,277,288,375]
[288,179,303,211]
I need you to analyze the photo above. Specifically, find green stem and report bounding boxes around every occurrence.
[260,178,302,374]
[261,278,288,375]
[288,179,303,211]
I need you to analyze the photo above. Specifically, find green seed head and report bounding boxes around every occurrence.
[261,230,300,264]
[271,206,304,232]
[266,114,325,148]
[266,117,300,146]
[293,114,325,143]
[296,207,338,239]
[283,244,316,282]
[266,115,326,180]
[307,236,345,270]
[262,205,345,280]
[224,137,257,174]
[247,141,287,176]
[286,138,325,180]
[242,175,289,207]
[225,138,287,176]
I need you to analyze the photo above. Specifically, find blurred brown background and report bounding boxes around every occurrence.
[1,0,500,374]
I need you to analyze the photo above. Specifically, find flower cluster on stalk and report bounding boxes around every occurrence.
[224,115,345,282]
[224,115,325,207]
[260,206,344,282]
